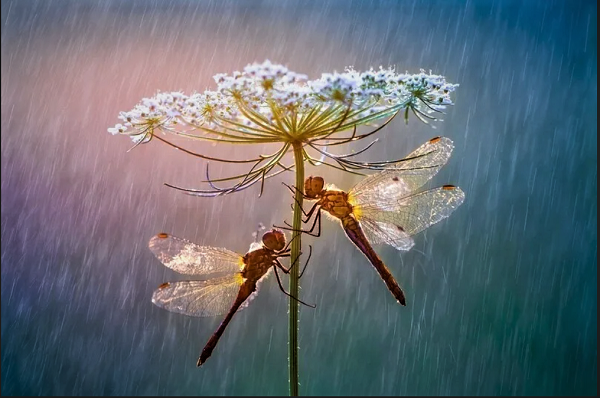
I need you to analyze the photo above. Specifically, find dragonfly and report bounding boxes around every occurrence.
[277,136,465,306]
[149,228,313,367]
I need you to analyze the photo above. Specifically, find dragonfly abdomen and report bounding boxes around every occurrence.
[197,282,256,366]
[341,216,407,306]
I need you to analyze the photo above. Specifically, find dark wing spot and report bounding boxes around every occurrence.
[158,282,170,289]
[442,185,456,190]
[392,177,399,182]
[396,225,405,232]
[429,136,441,143]
[157,232,169,239]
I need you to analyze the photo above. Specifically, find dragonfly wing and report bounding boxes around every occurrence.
[152,274,245,317]
[350,137,454,202]
[359,185,465,242]
[149,233,243,275]
[360,217,416,251]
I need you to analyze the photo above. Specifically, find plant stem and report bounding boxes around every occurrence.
[289,141,304,396]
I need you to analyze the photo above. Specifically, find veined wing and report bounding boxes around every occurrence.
[359,218,416,251]
[152,274,244,317]
[350,137,454,203]
[358,185,465,250]
[149,233,243,276]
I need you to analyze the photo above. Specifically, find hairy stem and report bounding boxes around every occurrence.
[289,141,304,396]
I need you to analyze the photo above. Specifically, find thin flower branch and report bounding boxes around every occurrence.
[301,147,367,176]
[310,107,400,147]
[306,143,396,171]
[165,143,295,197]
[152,134,265,163]
[165,165,292,197]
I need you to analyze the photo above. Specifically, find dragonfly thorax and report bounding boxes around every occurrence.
[319,189,353,219]
[242,248,276,282]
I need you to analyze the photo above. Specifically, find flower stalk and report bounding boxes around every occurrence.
[289,141,304,396]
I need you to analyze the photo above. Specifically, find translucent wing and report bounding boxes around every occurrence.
[358,186,465,250]
[152,274,243,317]
[360,218,416,251]
[149,233,243,276]
[350,137,454,203]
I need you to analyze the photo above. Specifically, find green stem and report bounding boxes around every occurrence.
[289,141,304,396]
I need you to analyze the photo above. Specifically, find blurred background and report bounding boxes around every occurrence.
[1,0,596,395]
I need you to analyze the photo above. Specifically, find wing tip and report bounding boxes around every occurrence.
[416,136,454,161]
[441,185,466,206]
[149,232,170,248]
[436,136,454,152]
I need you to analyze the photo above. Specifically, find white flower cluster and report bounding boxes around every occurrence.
[108,60,458,143]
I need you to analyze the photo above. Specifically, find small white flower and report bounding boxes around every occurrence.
[142,98,160,113]
[107,123,127,135]
[118,111,134,123]
[166,108,180,118]
[171,91,186,100]
[213,73,228,84]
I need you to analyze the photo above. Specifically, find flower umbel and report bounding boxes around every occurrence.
[109,61,457,196]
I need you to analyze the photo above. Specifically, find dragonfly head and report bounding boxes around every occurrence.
[262,228,286,251]
[304,176,325,199]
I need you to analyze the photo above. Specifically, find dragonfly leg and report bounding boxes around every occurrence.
[279,230,303,253]
[272,265,316,308]
[282,181,309,199]
[305,209,321,237]
[274,258,290,273]
[301,209,322,237]
[298,244,312,278]
[285,193,318,222]
[275,244,311,277]
[300,202,320,223]
[280,218,309,229]
[274,209,322,237]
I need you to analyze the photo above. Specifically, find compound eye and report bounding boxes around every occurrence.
[304,176,324,198]
[262,229,286,251]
